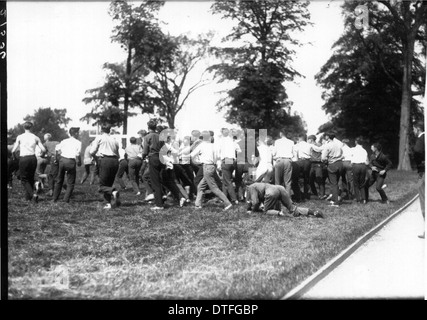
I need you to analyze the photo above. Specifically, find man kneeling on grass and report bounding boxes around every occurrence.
[246,182,323,218]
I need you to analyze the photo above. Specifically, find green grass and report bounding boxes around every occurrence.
[7,169,419,299]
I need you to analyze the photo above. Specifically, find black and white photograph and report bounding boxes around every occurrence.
[2,0,426,303]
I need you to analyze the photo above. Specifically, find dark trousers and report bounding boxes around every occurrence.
[310,162,326,197]
[365,170,388,201]
[274,158,292,195]
[115,159,128,189]
[53,157,77,202]
[142,165,153,196]
[221,159,237,202]
[175,164,196,199]
[140,160,148,183]
[19,155,37,200]
[98,157,119,203]
[48,159,59,191]
[149,154,165,207]
[327,160,344,203]
[234,163,246,201]
[352,163,367,202]
[297,159,311,199]
[128,158,143,192]
[291,161,302,202]
[161,167,183,202]
[8,157,19,185]
[342,160,354,199]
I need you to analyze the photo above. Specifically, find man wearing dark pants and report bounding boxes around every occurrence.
[115,147,128,190]
[351,137,369,204]
[272,129,294,196]
[53,127,82,203]
[413,120,425,239]
[90,124,121,210]
[143,119,166,210]
[125,137,143,195]
[322,132,344,207]
[246,182,323,218]
[308,135,326,200]
[364,143,392,204]
[12,121,47,203]
[294,133,312,200]
[233,129,247,201]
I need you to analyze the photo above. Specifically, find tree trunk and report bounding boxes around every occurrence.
[397,38,414,170]
[168,111,175,129]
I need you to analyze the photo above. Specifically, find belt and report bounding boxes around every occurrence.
[222,158,235,161]
[102,155,118,158]
[276,157,292,160]
[61,156,75,161]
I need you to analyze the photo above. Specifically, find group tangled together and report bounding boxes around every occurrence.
[8,118,397,219]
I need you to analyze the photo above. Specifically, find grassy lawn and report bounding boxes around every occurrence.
[7,169,419,299]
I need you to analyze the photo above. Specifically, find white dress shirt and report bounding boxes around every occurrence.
[351,145,369,164]
[15,132,38,157]
[295,141,312,160]
[57,136,82,159]
[217,136,241,160]
[342,145,353,161]
[190,141,217,165]
[272,137,294,159]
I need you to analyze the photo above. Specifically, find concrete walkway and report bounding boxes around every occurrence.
[297,199,425,299]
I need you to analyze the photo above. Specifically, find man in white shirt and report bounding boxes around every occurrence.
[271,129,294,195]
[321,132,344,207]
[191,131,232,210]
[90,123,121,209]
[351,137,369,204]
[216,128,242,204]
[53,127,82,203]
[12,121,47,203]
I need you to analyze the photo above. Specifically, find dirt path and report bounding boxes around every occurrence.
[289,198,425,299]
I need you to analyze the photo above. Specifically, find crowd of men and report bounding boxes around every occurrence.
[9,118,421,220]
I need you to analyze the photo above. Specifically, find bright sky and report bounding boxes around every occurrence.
[7,0,344,138]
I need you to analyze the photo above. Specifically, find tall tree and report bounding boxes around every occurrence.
[209,0,310,137]
[82,0,168,143]
[81,62,149,128]
[316,1,425,165]
[143,33,213,129]
[8,107,71,142]
[373,0,426,170]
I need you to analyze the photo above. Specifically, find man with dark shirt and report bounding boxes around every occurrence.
[143,120,183,210]
[364,143,393,204]
[413,120,425,239]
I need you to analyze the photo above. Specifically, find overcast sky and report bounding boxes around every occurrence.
[7,0,344,137]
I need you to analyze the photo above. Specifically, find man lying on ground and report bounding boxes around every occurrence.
[246,182,324,218]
